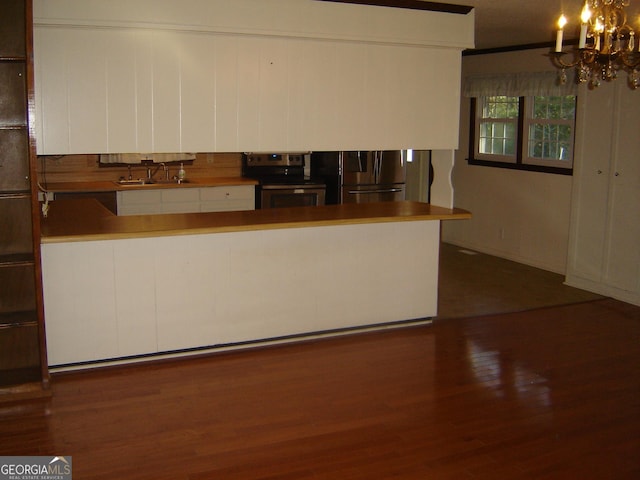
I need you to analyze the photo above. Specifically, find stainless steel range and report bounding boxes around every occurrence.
[242,153,326,209]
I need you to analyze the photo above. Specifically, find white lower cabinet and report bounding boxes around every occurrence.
[116,189,162,215]
[41,239,159,365]
[160,188,200,214]
[41,220,440,367]
[200,185,255,212]
[117,185,254,216]
[41,241,120,365]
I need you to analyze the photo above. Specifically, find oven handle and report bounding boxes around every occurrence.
[347,188,403,195]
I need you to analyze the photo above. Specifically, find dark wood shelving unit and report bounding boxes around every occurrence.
[0,0,50,401]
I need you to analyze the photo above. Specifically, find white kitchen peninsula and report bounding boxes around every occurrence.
[40,200,470,368]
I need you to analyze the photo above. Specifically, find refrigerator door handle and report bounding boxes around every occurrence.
[371,152,376,183]
[347,188,403,195]
[374,151,381,184]
[358,151,365,173]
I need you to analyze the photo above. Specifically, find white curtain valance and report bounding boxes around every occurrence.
[463,71,578,97]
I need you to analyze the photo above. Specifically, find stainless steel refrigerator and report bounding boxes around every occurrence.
[311,151,406,204]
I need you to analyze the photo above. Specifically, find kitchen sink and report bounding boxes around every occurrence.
[154,179,191,185]
[115,179,153,186]
[114,179,190,186]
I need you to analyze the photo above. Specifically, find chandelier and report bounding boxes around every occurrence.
[551,0,640,89]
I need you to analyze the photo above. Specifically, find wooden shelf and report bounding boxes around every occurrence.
[0,252,34,266]
[0,310,38,328]
[0,191,31,199]
[0,367,41,388]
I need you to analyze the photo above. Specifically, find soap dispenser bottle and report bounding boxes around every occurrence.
[178,163,186,182]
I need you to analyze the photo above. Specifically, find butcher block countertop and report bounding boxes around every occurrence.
[43,176,258,193]
[40,199,471,244]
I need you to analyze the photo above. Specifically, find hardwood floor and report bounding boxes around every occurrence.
[437,243,603,319]
[1,247,638,479]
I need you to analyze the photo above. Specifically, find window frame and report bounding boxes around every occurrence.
[468,95,575,176]
[473,95,522,164]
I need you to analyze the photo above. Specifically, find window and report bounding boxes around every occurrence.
[524,96,576,166]
[470,94,576,174]
[477,96,519,160]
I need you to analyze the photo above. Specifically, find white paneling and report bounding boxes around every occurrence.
[293,40,368,150]
[154,234,227,352]
[33,0,475,50]
[568,87,612,281]
[105,29,139,152]
[65,29,109,153]
[363,45,393,147]
[42,220,440,365]
[179,32,216,152]
[236,36,261,152]
[41,242,118,365]
[601,85,640,294]
[34,28,72,153]
[257,37,289,151]
[213,36,239,152]
[285,40,308,151]
[34,19,466,153]
[325,41,367,148]
[34,27,69,154]
[404,48,462,149]
[134,30,154,152]
[294,40,336,149]
[113,239,157,356]
[151,30,181,152]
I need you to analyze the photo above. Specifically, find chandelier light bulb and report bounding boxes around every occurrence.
[581,4,592,24]
[558,14,568,29]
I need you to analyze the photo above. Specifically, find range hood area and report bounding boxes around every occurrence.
[99,153,196,165]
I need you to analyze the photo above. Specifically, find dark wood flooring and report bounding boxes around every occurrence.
[1,245,638,479]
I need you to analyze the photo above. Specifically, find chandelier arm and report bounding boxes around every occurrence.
[551,52,582,69]
[618,52,640,69]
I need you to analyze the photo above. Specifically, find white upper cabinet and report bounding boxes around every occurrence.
[33,0,474,154]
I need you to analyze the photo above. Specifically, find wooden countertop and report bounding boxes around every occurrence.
[41,199,471,244]
[42,177,258,193]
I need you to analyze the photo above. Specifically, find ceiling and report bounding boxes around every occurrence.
[444,0,640,50]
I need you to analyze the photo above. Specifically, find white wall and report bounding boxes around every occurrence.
[442,48,574,273]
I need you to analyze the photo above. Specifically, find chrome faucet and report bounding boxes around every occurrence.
[146,162,167,182]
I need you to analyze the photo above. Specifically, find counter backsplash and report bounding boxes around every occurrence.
[37,152,242,185]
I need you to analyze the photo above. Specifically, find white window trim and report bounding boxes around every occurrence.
[474,102,519,164]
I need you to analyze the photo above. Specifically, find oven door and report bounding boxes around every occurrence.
[260,184,326,209]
